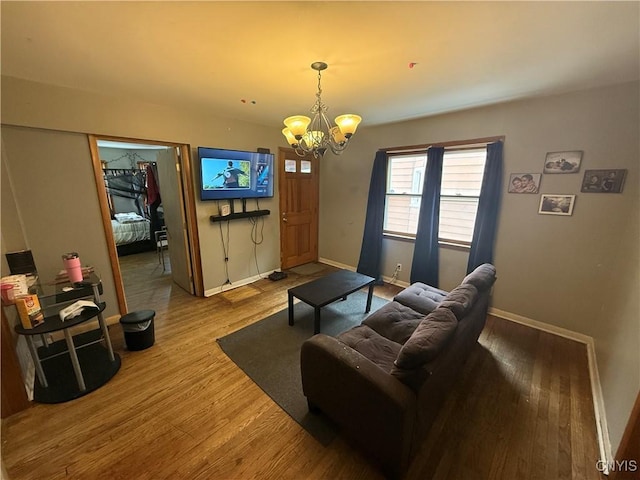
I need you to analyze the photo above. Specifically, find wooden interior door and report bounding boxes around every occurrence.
[156,148,194,294]
[278,147,319,269]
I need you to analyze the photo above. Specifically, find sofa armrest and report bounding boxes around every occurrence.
[301,334,416,478]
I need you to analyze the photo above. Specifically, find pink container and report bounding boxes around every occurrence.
[1,283,15,305]
[62,253,83,283]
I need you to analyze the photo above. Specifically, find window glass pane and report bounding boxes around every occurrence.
[384,195,421,235]
[285,159,297,172]
[383,146,487,242]
[439,196,479,242]
[440,149,486,197]
[301,160,311,173]
[387,155,426,194]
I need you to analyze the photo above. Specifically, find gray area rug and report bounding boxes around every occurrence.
[288,262,327,276]
[217,290,388,445]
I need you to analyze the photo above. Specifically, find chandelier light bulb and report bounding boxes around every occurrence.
[283,115,311,139]
[282,127,299,147]
[302,130,325,148]
[335,114,362,137]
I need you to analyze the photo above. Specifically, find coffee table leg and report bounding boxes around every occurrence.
[288,292,294,326]
[314,307,321,335]
[365,282,374,313]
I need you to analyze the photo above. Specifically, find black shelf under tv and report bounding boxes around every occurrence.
[210,209,270,223]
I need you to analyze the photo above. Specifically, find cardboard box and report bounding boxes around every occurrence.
[16,294,45,329]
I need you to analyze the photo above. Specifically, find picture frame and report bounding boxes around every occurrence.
[581,169,627,193]
[508,173,541,193]
[543,150,582,174]
[538,194,576,216]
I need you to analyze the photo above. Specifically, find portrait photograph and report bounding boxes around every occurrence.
[543,151,582,174]
[538,194,576,216]
[508,173,541,193]
[581,169,627,193]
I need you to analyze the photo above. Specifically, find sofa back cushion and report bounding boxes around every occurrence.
[462,263,497,292]
[394,307,458,369]
[440,283,478,320]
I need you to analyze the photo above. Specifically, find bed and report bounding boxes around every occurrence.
[112,213,151,242]
[111,213,154,256]
[103,168,156,256]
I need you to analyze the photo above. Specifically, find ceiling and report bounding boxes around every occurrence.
[2,2,639,129]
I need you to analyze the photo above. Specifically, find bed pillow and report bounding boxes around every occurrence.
[115,212,145,224]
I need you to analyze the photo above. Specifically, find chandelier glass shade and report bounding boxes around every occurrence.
[282,62,361,158]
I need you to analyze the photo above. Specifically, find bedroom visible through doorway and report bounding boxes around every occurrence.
[89,136,201,314]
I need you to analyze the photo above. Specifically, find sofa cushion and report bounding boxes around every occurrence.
[393,282,448,315]
[462,263,497,292]
[390,363,431,392]
[337,325,402,373]
[362,301,426,345]
[394,307,458,369]
[438,300,466,320]
[441,284,478,319]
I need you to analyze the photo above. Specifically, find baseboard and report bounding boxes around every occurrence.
[317,258,410,288]
[204,269,278,297]
[489,307,613,472]
[318,257,354,272]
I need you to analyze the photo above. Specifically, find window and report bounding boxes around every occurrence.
[384,147,487,245]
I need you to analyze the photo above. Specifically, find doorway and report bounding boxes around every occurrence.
[88,135,203,314]
[278,147,319,269]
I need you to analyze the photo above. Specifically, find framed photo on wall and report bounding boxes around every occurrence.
[543,151,582,174]
[538,194,576,216]
[581,169,627,193]
[508,173,541,193]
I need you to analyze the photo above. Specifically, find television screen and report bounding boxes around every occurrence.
[198,147,274,201]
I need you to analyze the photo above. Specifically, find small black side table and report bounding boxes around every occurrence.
[14,276,121,403]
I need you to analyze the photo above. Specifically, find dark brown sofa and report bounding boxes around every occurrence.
[300,263,497,478]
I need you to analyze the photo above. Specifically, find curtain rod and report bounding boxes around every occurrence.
[380,135,505,153]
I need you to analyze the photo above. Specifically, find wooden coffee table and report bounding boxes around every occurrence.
[288,269,376,334]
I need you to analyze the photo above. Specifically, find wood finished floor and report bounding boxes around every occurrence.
[1,252,604,479]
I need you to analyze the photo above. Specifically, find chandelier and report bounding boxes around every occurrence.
[282,62,362,158]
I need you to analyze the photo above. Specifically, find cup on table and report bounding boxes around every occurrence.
[62,253,83,283]
[1,283,15,305]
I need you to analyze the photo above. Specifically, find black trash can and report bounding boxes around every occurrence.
[119,310,155,351]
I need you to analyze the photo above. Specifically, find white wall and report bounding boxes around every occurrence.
[318,81,639,453]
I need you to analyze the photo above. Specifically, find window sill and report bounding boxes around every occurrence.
[383,233,471,251]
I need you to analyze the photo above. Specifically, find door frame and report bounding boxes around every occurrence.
[88,134,203,314]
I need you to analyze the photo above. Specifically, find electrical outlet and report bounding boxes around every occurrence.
[396,263,402,272]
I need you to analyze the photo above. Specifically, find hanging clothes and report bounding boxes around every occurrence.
[146,163,161,207]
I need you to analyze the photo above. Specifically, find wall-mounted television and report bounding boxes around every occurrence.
[198,147,274,201]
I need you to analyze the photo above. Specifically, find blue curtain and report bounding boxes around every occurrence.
[357,150,388,282]
[410,147,444,286]
[467,141,503,273]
